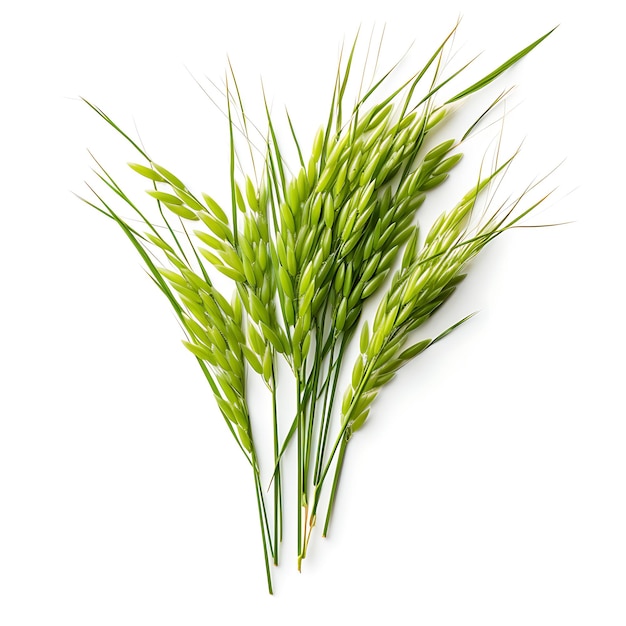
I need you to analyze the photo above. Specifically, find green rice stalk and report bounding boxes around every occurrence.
[81,23,556,588]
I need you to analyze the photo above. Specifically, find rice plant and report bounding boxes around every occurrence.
[78,23,556,593]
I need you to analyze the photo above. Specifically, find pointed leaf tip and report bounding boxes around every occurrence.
[446,27,557,105]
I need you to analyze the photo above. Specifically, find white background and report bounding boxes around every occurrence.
[1,1,624,624]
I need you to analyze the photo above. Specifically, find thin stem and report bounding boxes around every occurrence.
[296,374,304,570]
[252,466,274,594]
[226,80,239,247]
[303,319,324,500]
[311,351,380,519]
[271,366,282,565]
[322,433,348,537]
[313,335,347,485]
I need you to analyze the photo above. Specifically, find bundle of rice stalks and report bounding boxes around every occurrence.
[79,23,556,593]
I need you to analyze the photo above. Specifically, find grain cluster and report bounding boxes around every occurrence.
[81,24,555,593]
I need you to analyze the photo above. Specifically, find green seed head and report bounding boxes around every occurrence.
[360,321,370,354]
[152,163,186,189]
[245,176,258,212]
[202,193,229,224]
[312,126,325,162]
[128,162,165,182]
